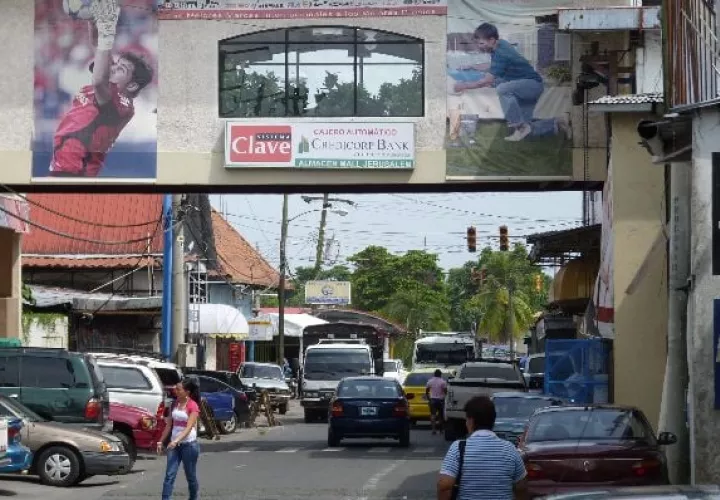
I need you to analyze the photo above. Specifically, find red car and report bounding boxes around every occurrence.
[518,405,677,498]
[110,401,164,465]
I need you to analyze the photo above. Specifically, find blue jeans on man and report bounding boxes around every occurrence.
[496,79,558,138]
[162,441,199,500]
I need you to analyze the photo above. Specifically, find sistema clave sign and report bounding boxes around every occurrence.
[224,122,415,169]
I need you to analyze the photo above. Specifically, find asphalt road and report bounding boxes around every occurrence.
[0,405,449,499]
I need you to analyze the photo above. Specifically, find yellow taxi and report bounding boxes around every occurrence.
[402,368,451,423]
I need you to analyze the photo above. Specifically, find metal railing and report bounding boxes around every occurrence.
[666,0,719,108]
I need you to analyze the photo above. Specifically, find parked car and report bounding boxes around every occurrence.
[237,362,291,414]
[183,369,257,401]
[0,394,130,487]
[109,401,164,466]
[491,392,564,445]
[193,375,248,434]
[540,485,720,499]
[445,359,527,441]
[96,358,169,416]
[0,417,32,474]
[402,368,450,425]
[327,377,411,448]
[0,347,110,431]
[519,405,676,497]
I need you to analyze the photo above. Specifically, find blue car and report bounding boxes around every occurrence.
[491,392,564,445]
[0,417,32,473]
[194,375,238,434]
[327,377,411,448]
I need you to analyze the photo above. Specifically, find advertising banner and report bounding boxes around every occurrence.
[446,0,575,179]
[305,280,352,305]
[159,0,447,20]
[225,122,414,169]
[33,0,158,181]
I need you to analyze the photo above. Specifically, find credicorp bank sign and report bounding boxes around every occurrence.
[224,122,415,169]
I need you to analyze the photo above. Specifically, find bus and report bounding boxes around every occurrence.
[411,332,480,372]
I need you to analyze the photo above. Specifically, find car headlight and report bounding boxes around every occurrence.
[100,441,121,452]
[304,392,319,398]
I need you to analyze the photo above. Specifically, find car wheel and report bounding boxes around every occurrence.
[220,414,237,434]
[399,428,411,448]
[327,429,341,447]
[114,432,136,471]
[37,445,82,487]
[279,403,288,415]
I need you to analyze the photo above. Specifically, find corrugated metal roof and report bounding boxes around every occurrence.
[589,93,664,105]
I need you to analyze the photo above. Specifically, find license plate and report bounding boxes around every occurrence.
[360,406,378,416]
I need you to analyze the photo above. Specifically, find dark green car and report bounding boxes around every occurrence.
[0,347,110,430]
[492,392,564,445]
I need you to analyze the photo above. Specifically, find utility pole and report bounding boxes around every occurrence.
[171,194,186,362]
[658,161,691,484]
[161,195,173,359]
[278,194,289,366]
[507,282,515,358]
[313,193,330,276]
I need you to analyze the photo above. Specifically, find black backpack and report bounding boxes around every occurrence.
[451,439,467,500]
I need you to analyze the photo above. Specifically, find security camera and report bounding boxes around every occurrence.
[637,120,664,162]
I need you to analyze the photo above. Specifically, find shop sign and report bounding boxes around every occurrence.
[305,280,351,305]
[159,0,447,20]
[225,122,415,169]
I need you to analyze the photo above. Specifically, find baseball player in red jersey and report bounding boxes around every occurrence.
[50,0,153,177]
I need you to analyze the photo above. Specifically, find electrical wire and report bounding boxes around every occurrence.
[0,203,163,247]
[0,186,158,228]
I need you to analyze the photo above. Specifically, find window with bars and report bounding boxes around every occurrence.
[218,26,425,118]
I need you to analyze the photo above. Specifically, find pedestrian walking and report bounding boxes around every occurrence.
[158,378,201,500]
[425,369,447,435]
[437,396,528,500]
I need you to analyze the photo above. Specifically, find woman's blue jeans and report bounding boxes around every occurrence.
[162,441,199,500]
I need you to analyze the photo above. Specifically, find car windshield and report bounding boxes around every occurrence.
[461,365,519,380]
[0,396,47,422]
[528,356,545,373]
[526,409,652,443]
[243,364,284,380]
[404,372,448,386]
[415,344,472,365]
[337,379,400,398]
[304,349,372,380]
[494,397,556,419]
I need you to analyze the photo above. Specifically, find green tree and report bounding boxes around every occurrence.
[461,244,547,343]
[220,66,310,118]
[447,261,479,331]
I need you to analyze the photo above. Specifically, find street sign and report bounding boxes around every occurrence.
[305,281,351,305]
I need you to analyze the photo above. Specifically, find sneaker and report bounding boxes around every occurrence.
[505,123,531,141]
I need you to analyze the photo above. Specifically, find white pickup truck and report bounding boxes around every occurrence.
[444,360,527,441]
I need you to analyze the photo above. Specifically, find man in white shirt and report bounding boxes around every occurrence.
[426,369,448,435]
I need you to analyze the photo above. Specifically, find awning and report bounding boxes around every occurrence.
[189,303,249,339]
[254,313,327,339]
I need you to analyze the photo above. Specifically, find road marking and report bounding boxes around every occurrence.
[276,447,300,453]
[230,449,253,453]
[321,447,345,452]
[235,464,247,469]
[412,447,435,454]
[358,459,406,500]
[368,447,392,453]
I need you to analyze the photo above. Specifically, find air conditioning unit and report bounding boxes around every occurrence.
[177,343,198,368]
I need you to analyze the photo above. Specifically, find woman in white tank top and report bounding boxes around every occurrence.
[158,378,201,500]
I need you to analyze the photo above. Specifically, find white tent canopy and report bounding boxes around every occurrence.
[190,303,249,338]
[255,313,327,338]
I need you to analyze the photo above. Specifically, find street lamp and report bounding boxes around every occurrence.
[277,196,348,365]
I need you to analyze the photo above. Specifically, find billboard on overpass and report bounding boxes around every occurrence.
[445,0,576,180]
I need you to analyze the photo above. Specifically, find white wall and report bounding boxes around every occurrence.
[22,313,68,348]
[688,107,720,483]
[636,30,663,95]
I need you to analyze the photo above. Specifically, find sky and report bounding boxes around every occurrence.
[210,191,583,274]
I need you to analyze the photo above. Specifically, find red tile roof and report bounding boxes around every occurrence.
[23,194,163,256]
[211,209,280,288]
[22,195,280,289]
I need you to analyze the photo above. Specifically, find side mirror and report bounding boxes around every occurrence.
[657,431,678,446]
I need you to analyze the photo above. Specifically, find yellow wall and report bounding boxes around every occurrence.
[611,113,667,431]
[0,228,22,339]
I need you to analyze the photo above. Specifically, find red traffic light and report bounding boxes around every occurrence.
[467,226,477,253]
[499,225,509,251]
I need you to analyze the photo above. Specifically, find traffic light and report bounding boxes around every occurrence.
[534,274,543,292]
[499,225,509,251]
[467,226,477,252]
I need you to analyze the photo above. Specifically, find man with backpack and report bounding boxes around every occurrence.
[437,396,529,500]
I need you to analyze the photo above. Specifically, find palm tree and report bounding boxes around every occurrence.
[464,251,535,344]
